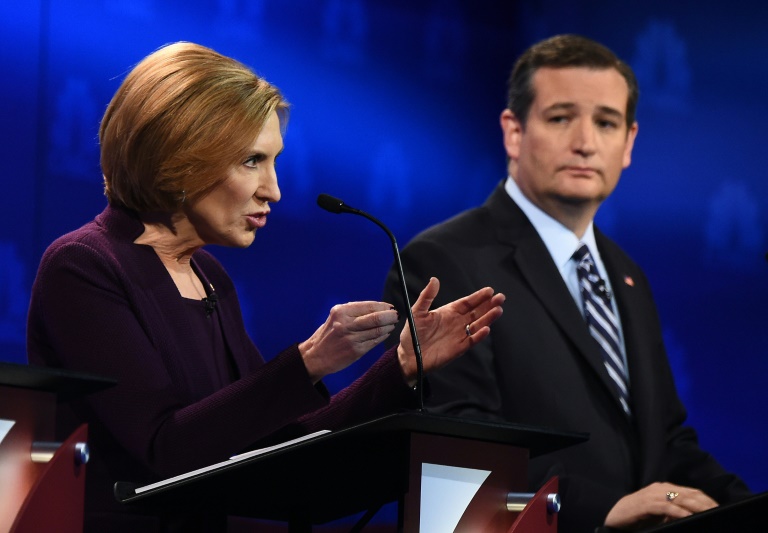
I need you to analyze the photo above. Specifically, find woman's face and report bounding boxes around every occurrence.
[186,111,283,248]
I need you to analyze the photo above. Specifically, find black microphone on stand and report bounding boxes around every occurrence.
[317,193,424,411]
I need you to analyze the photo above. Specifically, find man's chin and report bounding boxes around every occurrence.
[554,193,596,207]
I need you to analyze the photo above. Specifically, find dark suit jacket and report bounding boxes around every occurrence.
[384,182,750,531]
[27,204,417,531]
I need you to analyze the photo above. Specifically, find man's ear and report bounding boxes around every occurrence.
[500,109,523,161]
[622,121,639,169]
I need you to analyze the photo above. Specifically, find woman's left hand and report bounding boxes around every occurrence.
[397,277,505,385]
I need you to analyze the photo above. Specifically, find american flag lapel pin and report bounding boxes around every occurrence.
[624,275,634,287]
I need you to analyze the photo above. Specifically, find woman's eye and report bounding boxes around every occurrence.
[244,154,265,167]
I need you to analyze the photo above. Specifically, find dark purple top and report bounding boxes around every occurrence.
[181,295,237,392]
[27,204,415,530]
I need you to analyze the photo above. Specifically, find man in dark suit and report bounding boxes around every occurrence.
[383,34,750,531]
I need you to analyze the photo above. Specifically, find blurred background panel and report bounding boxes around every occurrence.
[1,0,765,494]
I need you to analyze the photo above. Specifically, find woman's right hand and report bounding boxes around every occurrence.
[396,277,504,385]
[299,301,399,383]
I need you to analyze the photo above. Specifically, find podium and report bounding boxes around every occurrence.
[0,361,115,532]
[115,412,588,531]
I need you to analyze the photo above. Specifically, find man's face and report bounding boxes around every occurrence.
[502,67,638,221]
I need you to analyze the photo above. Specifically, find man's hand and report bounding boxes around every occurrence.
[605,482,718,530]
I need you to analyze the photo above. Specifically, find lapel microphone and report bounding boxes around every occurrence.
[317,193,424,411]
[203,291,218,317]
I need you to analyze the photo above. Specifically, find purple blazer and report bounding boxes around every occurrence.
[27,204,415,530]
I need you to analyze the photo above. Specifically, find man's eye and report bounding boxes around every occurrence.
[597,120,619,129]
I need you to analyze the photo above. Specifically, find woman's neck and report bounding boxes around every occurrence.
[134,211,207,299]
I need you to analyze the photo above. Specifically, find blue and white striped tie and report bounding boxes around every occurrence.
[573,243,632,416]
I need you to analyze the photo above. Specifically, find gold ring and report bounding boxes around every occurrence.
[465,324,471,337]
[666,491,679,502]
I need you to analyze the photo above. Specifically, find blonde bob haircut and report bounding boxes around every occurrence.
[100,42,289,212]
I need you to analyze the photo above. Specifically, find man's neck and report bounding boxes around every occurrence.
[543,199,598,239]
[504,176,597,239]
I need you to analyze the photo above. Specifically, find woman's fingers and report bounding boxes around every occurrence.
[465,293,506,337]
[411,277,440,315]
[300,301,400,382]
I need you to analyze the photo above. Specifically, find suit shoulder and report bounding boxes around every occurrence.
[406,205,493,248]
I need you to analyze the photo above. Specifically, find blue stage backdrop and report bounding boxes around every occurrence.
[1,0,766,495]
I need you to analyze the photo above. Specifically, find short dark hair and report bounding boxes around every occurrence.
[507,34,638,129]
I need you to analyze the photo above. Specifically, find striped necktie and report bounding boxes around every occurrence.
[573,243,632,416]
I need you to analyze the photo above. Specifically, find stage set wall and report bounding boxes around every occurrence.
[1,0,766,501]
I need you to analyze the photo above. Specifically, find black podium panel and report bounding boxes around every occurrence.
[0,361,116,401]
[115,411,587,524]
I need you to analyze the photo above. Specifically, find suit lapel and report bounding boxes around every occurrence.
[485,184,632,417]
[515,240,623,407]
[599,234,657,443]
[597,231,663,435]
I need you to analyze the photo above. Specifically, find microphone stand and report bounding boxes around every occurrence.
[317,194,424,411]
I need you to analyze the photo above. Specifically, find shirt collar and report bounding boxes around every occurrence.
[504,176,599,269]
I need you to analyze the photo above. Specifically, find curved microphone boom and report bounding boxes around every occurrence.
[317,193,424,411]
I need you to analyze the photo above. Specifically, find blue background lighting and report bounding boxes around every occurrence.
[1,0,765,500]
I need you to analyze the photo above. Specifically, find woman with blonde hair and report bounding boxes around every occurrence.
[27,42,504,531]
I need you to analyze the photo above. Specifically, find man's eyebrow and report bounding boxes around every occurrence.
[543,102,576,112]
[542,102,626,122]
[596,105,624,119]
